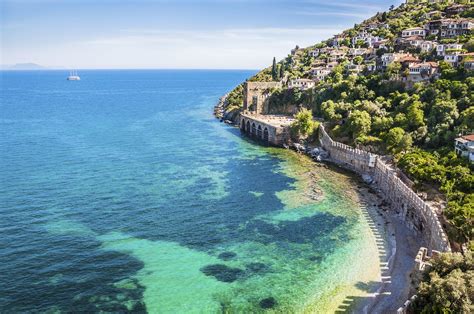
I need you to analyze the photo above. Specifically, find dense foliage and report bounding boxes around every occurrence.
[411,252,474,313]
[290,108,319,141]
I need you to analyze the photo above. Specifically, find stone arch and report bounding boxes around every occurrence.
[241,119,246,131]
[257,125,263,139]
[246,121,251,134]
[251,123,256,137]
[263,127,269,142]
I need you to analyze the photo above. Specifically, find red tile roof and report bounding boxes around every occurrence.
[462,134,474,141]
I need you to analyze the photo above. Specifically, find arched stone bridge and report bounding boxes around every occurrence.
[239,113,293,146]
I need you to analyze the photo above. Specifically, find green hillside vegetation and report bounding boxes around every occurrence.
[224,0,474,249]
[222,1,474,309]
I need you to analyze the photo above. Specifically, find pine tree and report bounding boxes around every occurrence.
[271,57,277,81]
[279,64,285,79]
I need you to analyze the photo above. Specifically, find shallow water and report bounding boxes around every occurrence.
[0,70,383,313]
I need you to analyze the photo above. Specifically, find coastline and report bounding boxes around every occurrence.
[215,104,422,312]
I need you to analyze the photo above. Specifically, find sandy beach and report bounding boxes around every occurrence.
[319,163,422,313]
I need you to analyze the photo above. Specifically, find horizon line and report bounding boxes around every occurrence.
[0,68,261,71]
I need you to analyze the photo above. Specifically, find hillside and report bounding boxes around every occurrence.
[5,63,46,70]
[221,2,474,311]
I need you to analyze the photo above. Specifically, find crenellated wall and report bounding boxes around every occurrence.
[319,124,451,252]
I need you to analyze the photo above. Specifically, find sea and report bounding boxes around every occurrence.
[0,70,385,313]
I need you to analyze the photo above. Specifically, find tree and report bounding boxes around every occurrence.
[353,56,364,65]
[386,62,401,80]
[407,102,425,130]
[386,127,412,153]
[460,107,474,132]
[291,108,318,139]
[347,110,371,140]
[271,57,278,81]
[411,252,473,314]
[279,63,285,79]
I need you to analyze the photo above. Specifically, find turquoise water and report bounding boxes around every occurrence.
[0,70,382,313]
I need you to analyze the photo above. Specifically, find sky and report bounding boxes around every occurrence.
[1,0,403,69]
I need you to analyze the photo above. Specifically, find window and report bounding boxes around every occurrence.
[252,96,258,111]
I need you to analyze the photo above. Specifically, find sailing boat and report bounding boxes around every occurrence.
[67,70,80,81]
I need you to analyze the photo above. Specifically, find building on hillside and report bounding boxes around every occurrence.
[365,61,377,72]
[436,43,463,56]
[424,10,445,20]
[446,4,469,17]
[406,62,439,82]
[459,52,474,70]
[380,52,412,68]
[348,47,370,57]
[243,81,282,115]
[326,61,339,70]
[400,55,421,67]
[406,0,454,3]
[454,134,474,163]
[331,34,346,47]
[288,78,316,90]
[373,39,389,50]
[311,67,332,81]
[399,36,437,52]
[402,27,426,38]
[370,22,389,30]
[442,49,472,67]
[309,49,320,58]
[425,19,474,38]
[345,63,365,75]
[352,31,383,48]
[426,0,454,4]
[327,49,347,62]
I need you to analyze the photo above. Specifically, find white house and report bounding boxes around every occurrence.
[444,53,462,66]
[381,52,412,67]
[455,134,474,163]
[401,27,426,38]
[288,78,317,90]
[310,49,320,58]
[311,67,332,81]
[402,36,436,52]
[436,43,463,57]
[406,62,439,82]
[352,31,383,48]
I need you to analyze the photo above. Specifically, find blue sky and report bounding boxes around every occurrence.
[1,0,403,69]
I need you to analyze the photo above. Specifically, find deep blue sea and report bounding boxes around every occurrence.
[0,70,383,313]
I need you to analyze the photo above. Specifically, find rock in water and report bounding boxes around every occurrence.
[200,264,244,283]
[259,297,277,309]
[218,251,237,261]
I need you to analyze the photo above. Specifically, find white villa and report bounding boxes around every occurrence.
[406,62,439,82]
[402,27,426,38]
[288,78,317,90]
[436,43,463,56]
[455,134,474,163]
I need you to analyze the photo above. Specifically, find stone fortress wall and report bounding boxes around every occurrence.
[319,124,451,252]
[243,81,282,115]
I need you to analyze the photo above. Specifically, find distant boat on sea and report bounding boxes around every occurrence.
[67,70,80,81]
